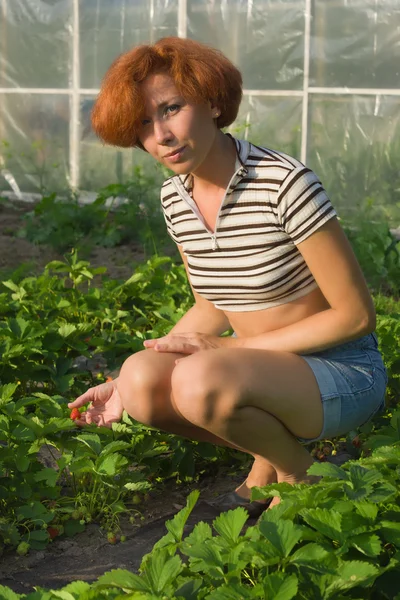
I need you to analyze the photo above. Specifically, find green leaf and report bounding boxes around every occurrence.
[15,454,30,472]
[184,543,225,578]
[350,533,382,557]
[47,591,75,600]
[96,453,128,476]
[54,374,75,393]
[96,568,149,591]
[0,383,19,403]
[355,501,378,522]
[368,444,400,465]
[165,490,200,543]
[76,433,102,456]
[63,519,85,537]
[258,519,302,558]
[290,543,337,573]
[381,521,400,546]
[34,468,59,487]
[367,482,398,503]
[124,481,152,492]
[182,521,213,548]
[58,323,77,338]
[57,581,92,597]
[17,501,50,521]
[301,508,343,543]
[207,582,255,599]
[2,280,20,292]
[326,560,379,593]
[122,272,145,286]
[28,530,49,542]
[263,573,298,600]
[99,440,131,457]
[308,461,348,480]
[213,507,249,544]
[173,578,204,600]
[0,585,22,599]
[348,464,383,489]
[144,550,183,594]
[69,456,95,474]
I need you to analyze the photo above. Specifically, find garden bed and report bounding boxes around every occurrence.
[0,199,149,281]
[0,193,399,598]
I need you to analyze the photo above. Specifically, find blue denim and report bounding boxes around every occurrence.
[298,333,388,444]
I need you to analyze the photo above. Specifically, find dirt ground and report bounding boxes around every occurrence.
[0,199,354,594]
[0,199,155,281]
[0,468,258,594]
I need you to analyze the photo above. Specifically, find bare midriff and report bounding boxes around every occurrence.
[224,287,331,338]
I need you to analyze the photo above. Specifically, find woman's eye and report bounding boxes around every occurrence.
[141,118,151,126]
[165,104,180,115]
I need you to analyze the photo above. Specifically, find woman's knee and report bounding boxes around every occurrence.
[171,352,239,427]
[117,349,173,426]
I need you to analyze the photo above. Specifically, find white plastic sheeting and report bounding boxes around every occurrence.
[0,0,399,221]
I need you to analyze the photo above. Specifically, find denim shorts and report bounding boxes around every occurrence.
[298,332,388,444]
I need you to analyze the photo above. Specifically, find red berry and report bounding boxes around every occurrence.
[47,527,59,540]
[70,408,81,421]
[352,436,361,448]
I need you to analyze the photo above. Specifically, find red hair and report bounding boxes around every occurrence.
[91,37,243,149]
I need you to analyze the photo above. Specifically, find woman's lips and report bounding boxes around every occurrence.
[164,146,186,162]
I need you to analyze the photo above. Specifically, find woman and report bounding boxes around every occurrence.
[68,37,387,517]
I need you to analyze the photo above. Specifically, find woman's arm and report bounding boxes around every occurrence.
[226,218,376,355]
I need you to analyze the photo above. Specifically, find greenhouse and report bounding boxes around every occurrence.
[0,0,399,223]
[1,2,400,598]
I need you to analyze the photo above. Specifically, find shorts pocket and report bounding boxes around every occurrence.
[329,353,375,396]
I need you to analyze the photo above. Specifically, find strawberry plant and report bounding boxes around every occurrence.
[1,442,400,598]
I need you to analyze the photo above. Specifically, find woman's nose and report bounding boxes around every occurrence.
[154,120,173,144]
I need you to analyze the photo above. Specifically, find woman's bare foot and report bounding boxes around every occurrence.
[235,456,278,501]
[268,469,321,508]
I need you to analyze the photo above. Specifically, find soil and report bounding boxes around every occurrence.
[0,198,174,281]
[0,198,355,594]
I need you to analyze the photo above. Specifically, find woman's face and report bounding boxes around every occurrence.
[137,72,220,175]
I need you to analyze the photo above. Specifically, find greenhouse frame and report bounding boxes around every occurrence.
[0,0,399,222]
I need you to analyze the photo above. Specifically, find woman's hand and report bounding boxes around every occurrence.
[143,332,229,356]
[67,379,124,428]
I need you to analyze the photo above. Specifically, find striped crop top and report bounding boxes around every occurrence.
[160,135,337,312]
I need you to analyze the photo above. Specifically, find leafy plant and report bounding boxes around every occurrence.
[2,441,400,598]
[16,166,175,257]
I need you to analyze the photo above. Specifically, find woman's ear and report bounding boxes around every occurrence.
[208,100,220,120]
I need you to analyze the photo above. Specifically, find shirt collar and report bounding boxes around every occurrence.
[178,134,250,194]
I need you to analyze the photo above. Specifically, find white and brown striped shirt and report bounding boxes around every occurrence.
[161,135,337,312]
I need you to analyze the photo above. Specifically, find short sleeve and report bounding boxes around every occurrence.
[276,166,337,245]
[160,180,180,245]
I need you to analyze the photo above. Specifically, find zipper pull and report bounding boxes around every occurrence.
[211,235,218,250]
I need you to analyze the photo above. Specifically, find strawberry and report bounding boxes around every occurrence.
[107,532,117,544]
[132,494,142,505]
[120,535,127,543]
[16,542,30,556]
[106,376,113,382]
[47,527,59,540]
[70,408,81,421]
[352,435,361,448]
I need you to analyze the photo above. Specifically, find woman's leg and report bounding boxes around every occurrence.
[170,347,324,504]
[117,349,278,494]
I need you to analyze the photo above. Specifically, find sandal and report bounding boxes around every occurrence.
[208,490,272,519]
